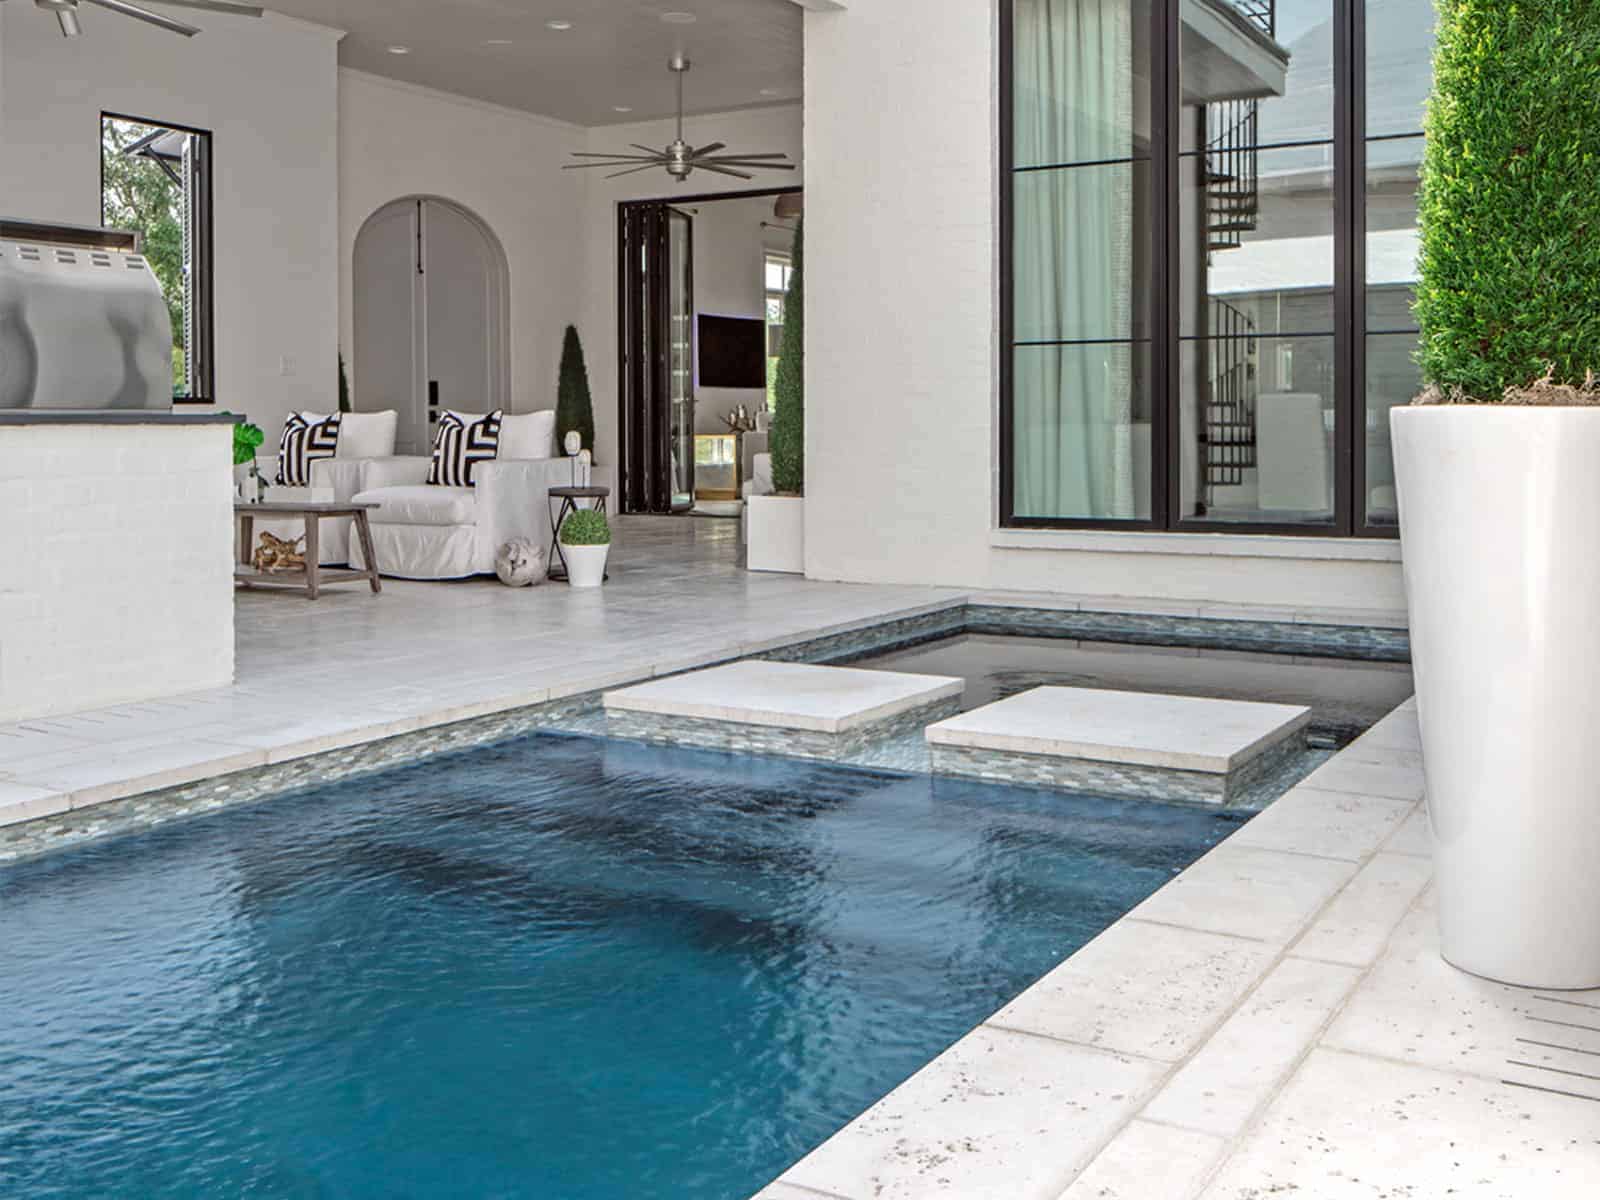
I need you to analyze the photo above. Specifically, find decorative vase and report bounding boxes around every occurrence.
[561,542,608,588]
[1392,405,1600,988]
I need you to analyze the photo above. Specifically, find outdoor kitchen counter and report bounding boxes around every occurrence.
[0,413,237,722]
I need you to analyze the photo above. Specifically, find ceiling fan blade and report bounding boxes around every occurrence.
[701,161,797,172]
[563,160,665,170]
[690,142,726,157]
[630,144,665,156]
[83,0,200,35]
[606,163,667,179]
[144,0,263,14]
[568,151,667,161]
[692,163,755,180]
[699,153,793,161]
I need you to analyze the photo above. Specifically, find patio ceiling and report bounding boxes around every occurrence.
[264,0,803,126]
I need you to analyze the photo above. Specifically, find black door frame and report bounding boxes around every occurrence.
[615,185,803,514]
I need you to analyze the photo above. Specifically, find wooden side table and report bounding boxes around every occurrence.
[547,485,611,582]
[234,502,382,599]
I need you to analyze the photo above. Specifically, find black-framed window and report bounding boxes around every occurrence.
[100,113,215,404]
[1001,0,1435,537]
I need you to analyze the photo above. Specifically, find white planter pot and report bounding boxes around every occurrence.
[560,542,609,588]
[1393,405,1600,988]
[746,494,804,574]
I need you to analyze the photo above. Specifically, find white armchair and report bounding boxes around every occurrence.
[233,410,399,564]
[351,455,614,580]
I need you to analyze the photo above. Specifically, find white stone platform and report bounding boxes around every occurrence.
[605,660,963,733]
[925,687,1312,804]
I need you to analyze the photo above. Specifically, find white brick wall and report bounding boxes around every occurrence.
[0,424,235,721]
[800,0,1407,613]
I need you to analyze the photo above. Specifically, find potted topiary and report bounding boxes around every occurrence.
[748,219,805,573]
[558,508,611,588]
[1391,0,1600,988]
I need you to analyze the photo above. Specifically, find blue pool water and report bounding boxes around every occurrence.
[0,734,1240,1199]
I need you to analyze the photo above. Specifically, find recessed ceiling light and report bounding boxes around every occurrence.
[660,11,697,24]
[612,105,634,113]
[759,88,781,97]
[484,38,513,46]
[545,19,573,31]
[386,45,410,55]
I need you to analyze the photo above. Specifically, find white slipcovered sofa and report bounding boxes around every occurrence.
[348,411,613,581]
[233,410,399,565]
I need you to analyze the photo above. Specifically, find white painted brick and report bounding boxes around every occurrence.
[0,425,235,722]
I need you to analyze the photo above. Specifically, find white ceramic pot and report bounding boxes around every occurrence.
[745,494,804,574]
[561,542,609,588]
[1392,405,1600,988]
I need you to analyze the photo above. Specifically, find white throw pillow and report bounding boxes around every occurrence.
[498,410,557,461]
[336,410,399,459]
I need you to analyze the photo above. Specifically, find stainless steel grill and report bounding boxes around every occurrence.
[0,219,172,410]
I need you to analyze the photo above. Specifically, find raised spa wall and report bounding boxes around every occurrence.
[0,412,237,721]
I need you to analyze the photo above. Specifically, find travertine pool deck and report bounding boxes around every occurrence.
[925,686,1311,804]
[758,697,1600,1199]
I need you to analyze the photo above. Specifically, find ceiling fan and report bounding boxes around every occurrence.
[10,0,264,39]
[567,56,794,182]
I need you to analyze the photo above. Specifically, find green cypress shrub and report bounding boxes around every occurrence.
[557,325,596,452]
[770,221,804,493]
[1415,0,1600,400]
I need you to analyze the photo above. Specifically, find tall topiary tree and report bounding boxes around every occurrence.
[557,325,596,453]
[1415,0,1600,400]
[770,220,804,493]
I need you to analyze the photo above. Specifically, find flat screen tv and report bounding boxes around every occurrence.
[697,314,767,389]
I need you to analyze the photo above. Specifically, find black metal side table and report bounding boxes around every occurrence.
[547,485,611,581]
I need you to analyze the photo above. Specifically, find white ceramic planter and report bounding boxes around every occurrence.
[1393,405,1600,988]
[746,495,804,574]
[561,542,609,588]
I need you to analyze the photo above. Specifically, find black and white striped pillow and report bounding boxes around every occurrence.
[427,410,503,486]
[275,412,341,486]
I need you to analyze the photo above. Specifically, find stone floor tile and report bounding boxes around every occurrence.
[1199,1049,1600,1199]
[1299,755,1426,802]
[1057,1119,1225,1200]
[0,780,72,827]
[990,919,1277,1062]
[1228,787,1416,862]
[1141,957,1361,1138]
[782,1026,1165,1200]
[1128,844,1358,945]
[1381,805,1432,857]
[1291,852,1434,967]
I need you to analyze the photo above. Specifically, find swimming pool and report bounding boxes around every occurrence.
[0,733,1238,1199]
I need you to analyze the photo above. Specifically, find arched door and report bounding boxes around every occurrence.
[353,197,509,455]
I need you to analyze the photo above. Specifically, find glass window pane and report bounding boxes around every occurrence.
[1364,331,1420,526]
[1366,0,1436,137]
[1367,133,1422,330]
[1013,0,1151,170]
[1013,342,1152,520]
[1180,144,1335,337]
[1182,1,1332,152]
[1178,334,1336,524]
[1014,161,1151,343]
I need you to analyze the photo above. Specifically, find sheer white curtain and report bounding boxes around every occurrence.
[1012,0,1137,518]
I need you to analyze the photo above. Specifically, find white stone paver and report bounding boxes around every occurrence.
[603,659,963,733]
[1291,852,1435,968]
[1227,785,1415,861]
[1127,843,1359,945]
[1140,956,1362,1138]
[1058,1120,1226,1200]
[783,1025,1166,1200]
[990,920,1277,1063]
[1197,1048,1600,1199]
[925,686,1311,773]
